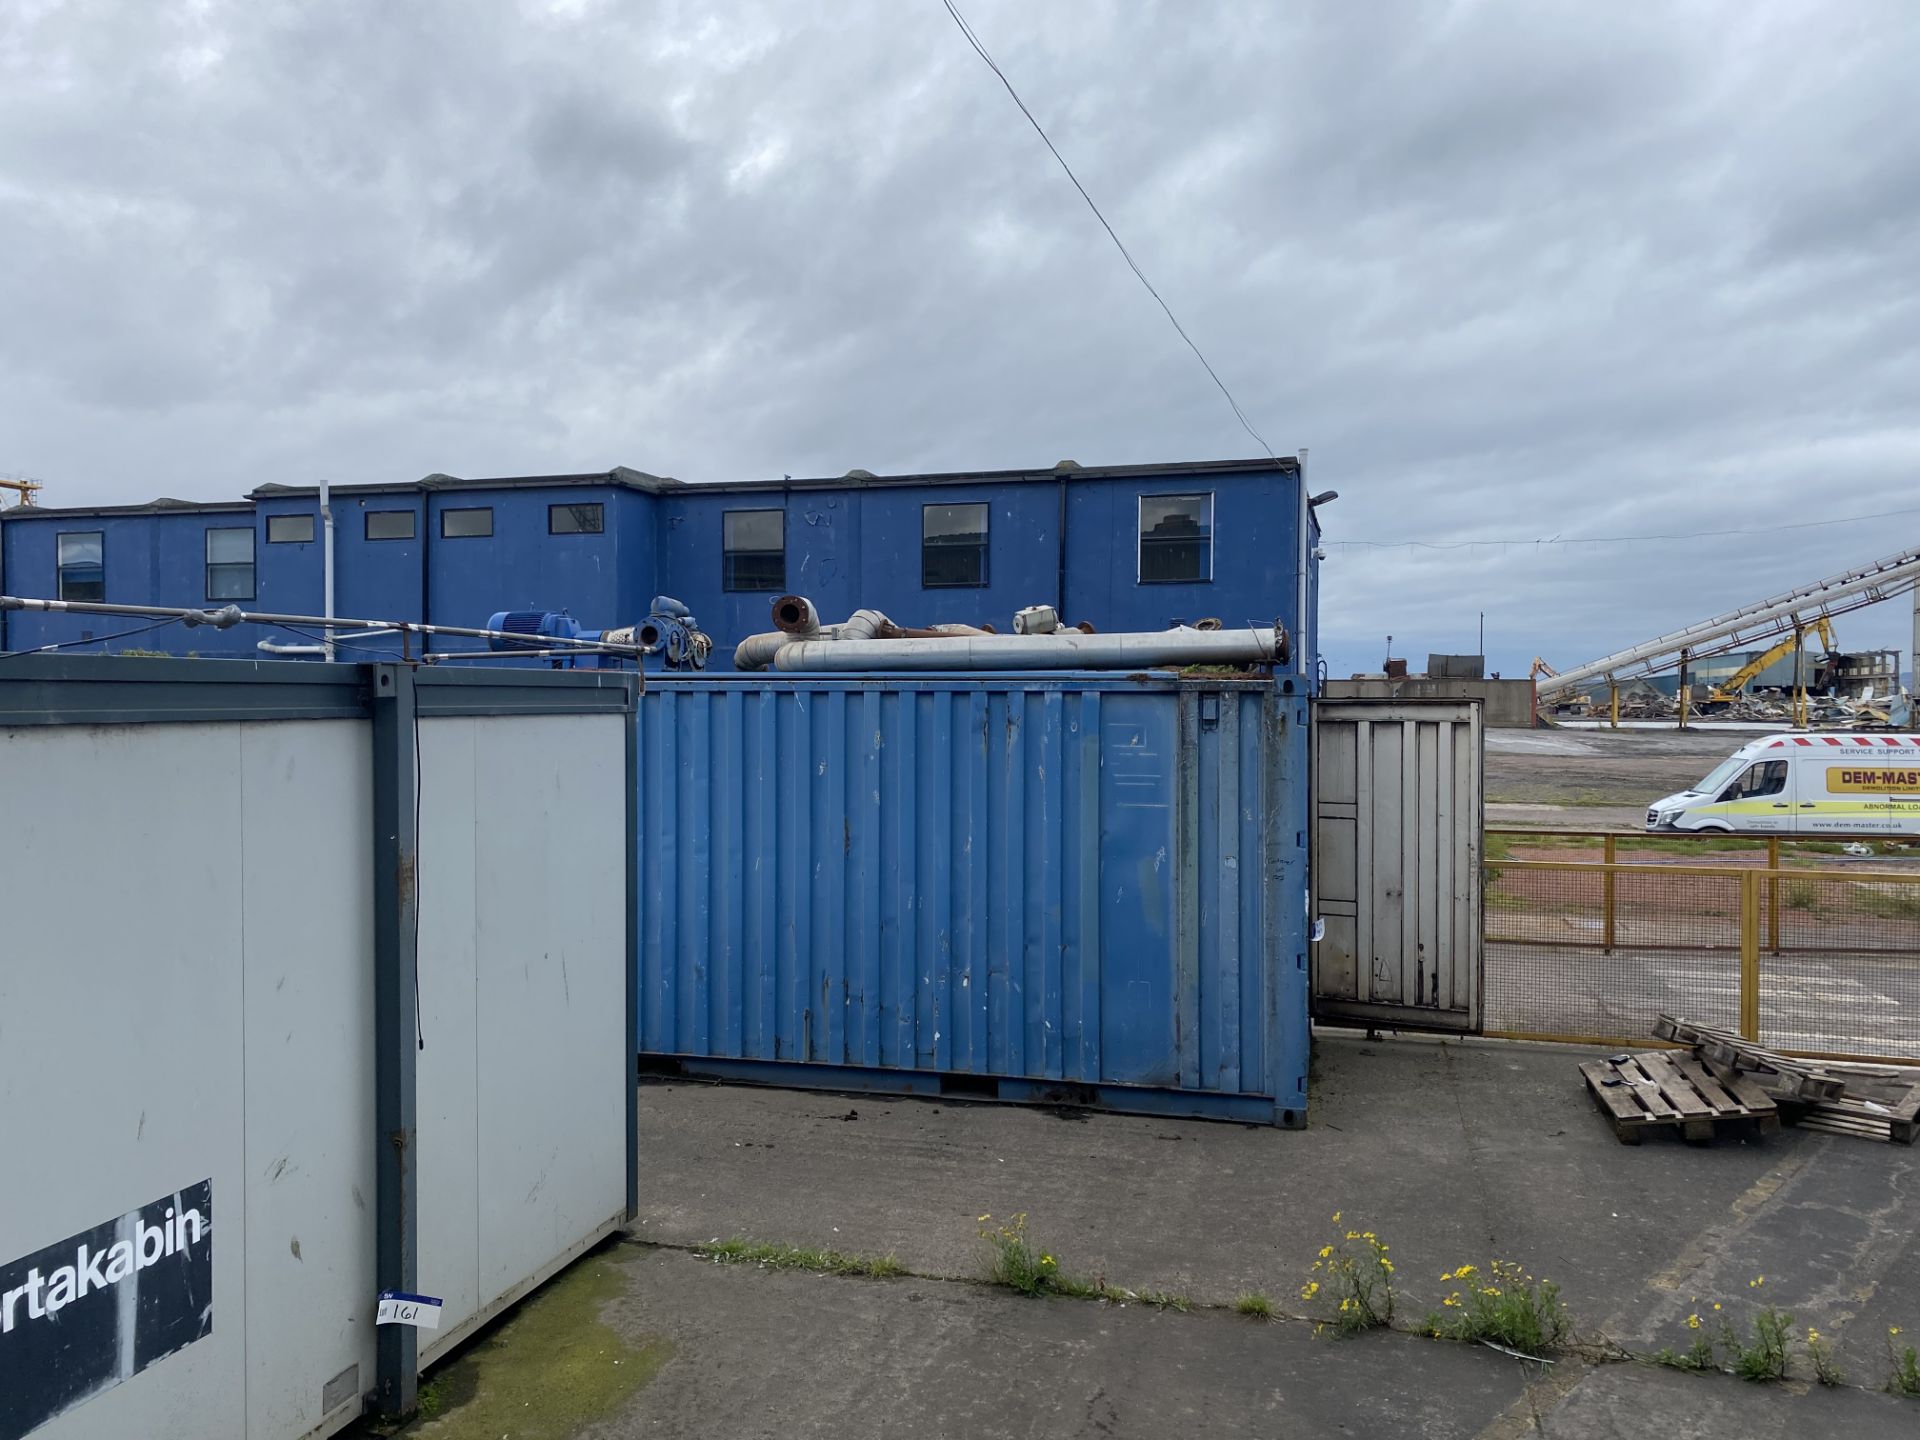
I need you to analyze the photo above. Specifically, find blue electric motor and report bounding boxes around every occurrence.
[485,598,711,670]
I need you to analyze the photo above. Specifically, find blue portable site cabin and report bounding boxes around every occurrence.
[0,458,1324,674]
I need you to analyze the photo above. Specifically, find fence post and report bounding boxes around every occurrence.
[1602,836,1617,954]
[1766,838,1780,955]
[1739,872,1761,1042]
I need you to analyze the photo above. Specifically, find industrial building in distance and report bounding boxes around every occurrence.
[0,457,1322,668]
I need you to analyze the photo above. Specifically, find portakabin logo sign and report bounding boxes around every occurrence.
[0,1181,213,1440]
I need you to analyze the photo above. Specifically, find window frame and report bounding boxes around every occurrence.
[204,525,257,602]
[548,502,605,535]
[721,508,787,593]
[1720,759,1789,803]
[1136,492,1215,585]
[440,506,494,539]
[265,513,315,545]
[56,530,106,603]
[921,501,991,589]
[364,509,416,542]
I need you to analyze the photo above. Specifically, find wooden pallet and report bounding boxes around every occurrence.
[1652,1014,1920,1142]
[1581,1051,1780,1145]
[1651,1016,1847,1102]
[1782,1086,1920,1145]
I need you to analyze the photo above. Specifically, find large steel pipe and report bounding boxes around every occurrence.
[770,625,1282,672]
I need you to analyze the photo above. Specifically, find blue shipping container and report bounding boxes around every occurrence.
[636,672,1311,1125]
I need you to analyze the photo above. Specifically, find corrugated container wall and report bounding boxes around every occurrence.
[637,673,1311,1124]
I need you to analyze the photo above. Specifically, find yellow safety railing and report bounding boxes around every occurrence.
[1487,827,1917,958]
[1481,855,1920,1066]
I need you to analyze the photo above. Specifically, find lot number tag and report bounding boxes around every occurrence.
[376,1291,443,1329]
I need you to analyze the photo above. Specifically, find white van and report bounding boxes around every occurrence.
[1646,734,1920,835]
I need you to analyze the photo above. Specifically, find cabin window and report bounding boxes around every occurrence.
[922,503,989,588]
[1138,494,1213,583]
[56,531,105,601]
[723,509,786,591]
[205,526,256,601]
[366,510,415,541]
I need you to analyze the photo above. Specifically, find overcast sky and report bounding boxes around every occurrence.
[4,0,1917,674]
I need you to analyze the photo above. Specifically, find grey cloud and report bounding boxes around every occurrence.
[3,0,1918,672]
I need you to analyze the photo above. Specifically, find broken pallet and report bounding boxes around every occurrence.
[1781,1087,1920,1145]
[1652,1014,1920,1144]
[1581,1051,1780,1145]
[1651,1015,1847,1102]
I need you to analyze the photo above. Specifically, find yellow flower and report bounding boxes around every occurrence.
[1750,1276,1764,1288]
[1443,1295,1460,1308]
[1380,1260,1394,1274]
[1455,1264,1477,1278]
[1807,1328,1820,1342]
[1331,1212,1342,1223]
[1713,1302,1722,1312]
[977,1214,991,1222]
[1686,1314,1701,1330]
[1892,1326,1904,1337]
[1363,1232,1376,1241]
[1301,1281,1320,1300]
[1440,1271,1455,1282]
[1346,1231,1361,1241]
[1319,1246,1333,1259]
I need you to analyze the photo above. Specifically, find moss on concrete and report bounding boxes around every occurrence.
[372,1252,670,1439]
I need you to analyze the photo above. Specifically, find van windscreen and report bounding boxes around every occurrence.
[1690,754,1752,795]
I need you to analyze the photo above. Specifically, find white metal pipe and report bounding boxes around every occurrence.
[319,477,335,663]
[1536,546,1920,698]
[771,594,822,635]
[770,626,1279,672]
[733,631,790,671]
[839,608,890,642]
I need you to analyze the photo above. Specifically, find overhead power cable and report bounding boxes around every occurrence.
[0,615,183,659]
[938,0,1278,462]
[1326,502,1920,552]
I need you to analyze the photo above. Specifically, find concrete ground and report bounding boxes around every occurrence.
[403,1034,1920,1438]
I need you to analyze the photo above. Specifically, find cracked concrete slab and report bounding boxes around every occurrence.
[395,1031,1920,1436]
[591,1245,1541,1440]
[611,1032,1920,1430]
[633,1033,1919,1349]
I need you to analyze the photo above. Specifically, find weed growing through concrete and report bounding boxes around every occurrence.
[1306,1214,1395,1335]
[978,1213,1075,1297]
[1234,1292,1275,1319]
[696,1238,904,1278]
[1424,1260,1570,1354]
[1805,1327,1843,1387]
[1784,880,1818,912]
[1651,1306,1719,1373]
[1888,1328,1920,1396]
[413,1375,452,1421]
[1720,1282,1791,1383]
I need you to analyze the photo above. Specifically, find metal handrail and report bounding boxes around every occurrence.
[1487,825,1913,846]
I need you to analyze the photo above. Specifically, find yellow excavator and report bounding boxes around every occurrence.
[1705,617,1836,715]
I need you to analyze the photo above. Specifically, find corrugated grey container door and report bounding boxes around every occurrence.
[1311,698,1484,1032]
